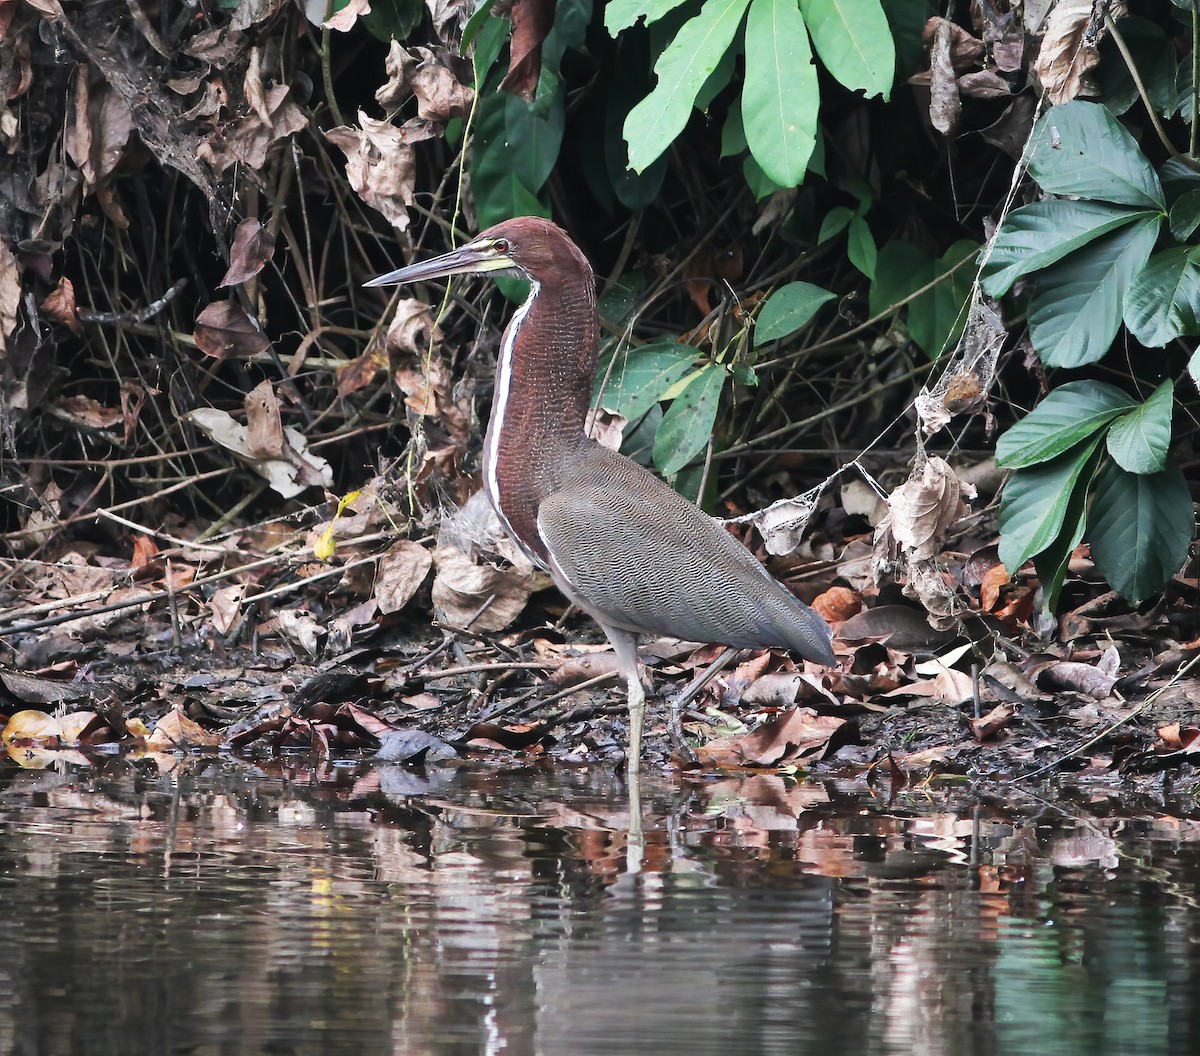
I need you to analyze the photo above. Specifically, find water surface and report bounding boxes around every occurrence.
[1,756,1196,1055]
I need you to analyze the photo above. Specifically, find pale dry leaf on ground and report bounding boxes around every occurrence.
[375,539,434,614]
[209,584,246,636]
[266,609,324,656]
[147,709,224,748]
[698,708,846,767]
[430,543,542,632]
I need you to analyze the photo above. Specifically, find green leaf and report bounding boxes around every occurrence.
[743,154,784,200]
[912,241,977,358]
[741,0,818,186]
[998,435,1103,573]
[1190,347,1200,391]
[981,202,1158,297]
[1124,247,1200,347]
[817,205,854,243]
[601,36,668,211]
[996,381,1135,469]
[847,215,877,279]
[720,106,747,157]
[1170,189,1200,240]
[1106,380,1174,474]
[653,363,726,474]
[1032,464,1090,616]
[798,0,895,99]
[1027,101,1164,209]
[1088,458,1194,602]
[1027,215,1160,368]
[754,282,835,345]
[594,341,701,421]
[359,0,424,41]
[1095,16,1177,118]
[624,0,753,173]
[502,89,565,193]
[605,0,692,34]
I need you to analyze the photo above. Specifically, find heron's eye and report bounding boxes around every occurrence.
[493,238,512,254]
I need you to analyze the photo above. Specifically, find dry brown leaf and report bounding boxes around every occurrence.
[197,54,307,174]
[209,584,245,636]
[812,585,861,623]
[500,0,555,101]
[887,456,969,561]
[244,379,284,459]
[959,70,1012,99]
[194,300,270,359]
[336,347,390,398]
[55,394,122,430]
[1033,0,1125,105]
[40,276,81,334]
[928,17,961,135]
[326,113,439,231]
[430,542,542,632]
[409,46,474,121]
[921,16,985,68]
[219,218,276,287]
[970,702,1015,741]
[375,539,433,614]
[147,709,224,748]
[384,298,436,356]
[265,609,324,656]
[698,708,846,767]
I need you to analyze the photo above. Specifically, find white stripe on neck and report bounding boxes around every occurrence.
[483,279,542,565]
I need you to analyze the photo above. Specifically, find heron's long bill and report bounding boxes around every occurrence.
[363,238,516,287]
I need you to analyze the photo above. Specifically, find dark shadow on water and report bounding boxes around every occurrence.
[1,755,1198,1055]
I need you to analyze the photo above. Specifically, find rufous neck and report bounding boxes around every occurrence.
[483,263,600,563]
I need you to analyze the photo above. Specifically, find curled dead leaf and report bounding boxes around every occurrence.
[431,542,543,633]
[887,456,970,561]
[1033,0,1125,104]
[194,300,270,359]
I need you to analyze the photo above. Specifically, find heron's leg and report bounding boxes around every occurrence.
[601,624,645,770]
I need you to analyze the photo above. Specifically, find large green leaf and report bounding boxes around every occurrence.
[624,0,752,173]
[1168,189,1200,241]
[1106,380,1174,475]
[798,0,894,99]
[996,381,1135,470]
[1027,215,1160,368]
[742,0,818,187]
[1088,457,1194,602]
[653,363,726,474]
[981,202,1157,297]
[503,89,565,193]
[870,240,977,359]
[594,341,701,421]
[605,0,691,34]
[1027,101,1164,209]
[754,281,835,346]
[998,436,1103,573]
[1032,463,1090,616]
[1124,247,1200,347]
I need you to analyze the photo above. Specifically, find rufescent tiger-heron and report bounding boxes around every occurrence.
[365,217,836,770]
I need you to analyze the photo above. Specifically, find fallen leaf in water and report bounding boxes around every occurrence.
[1,709,63,746]
[147,709,223,748]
